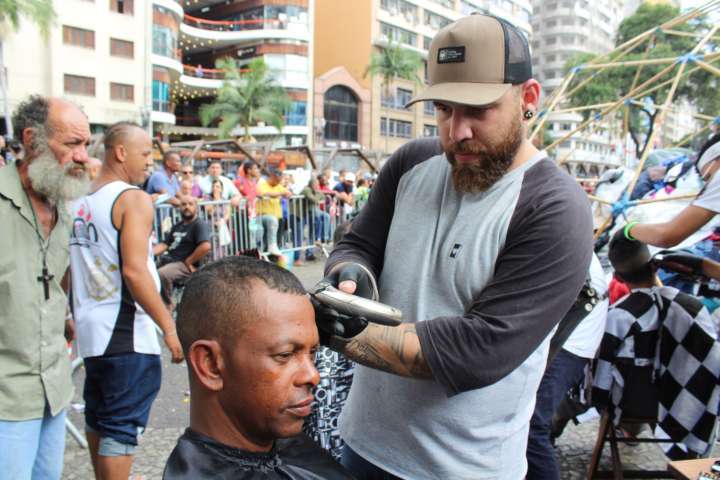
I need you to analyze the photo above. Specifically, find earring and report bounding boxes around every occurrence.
[524,110,534,120]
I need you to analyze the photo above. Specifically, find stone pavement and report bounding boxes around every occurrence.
[61,261,720,479]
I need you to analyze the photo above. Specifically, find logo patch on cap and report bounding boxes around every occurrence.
[437,46,465,64]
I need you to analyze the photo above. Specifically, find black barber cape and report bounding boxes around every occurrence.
[163,429,355,479]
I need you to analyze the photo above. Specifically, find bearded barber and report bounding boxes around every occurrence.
[0,95,91,478]
[623,134,720,281]
[314,14,593,479]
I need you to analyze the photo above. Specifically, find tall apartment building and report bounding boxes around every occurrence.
[531,0,624,177]
[313,0,533,156]
[0,0,152,136]
[151,0,313,147]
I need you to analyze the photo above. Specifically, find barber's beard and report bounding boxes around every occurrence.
[445,114,523,194]
[27,142,90,205]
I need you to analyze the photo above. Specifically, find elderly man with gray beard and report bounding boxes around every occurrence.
[0,95,91,479]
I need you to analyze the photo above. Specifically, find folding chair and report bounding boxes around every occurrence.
[587,362,676,479]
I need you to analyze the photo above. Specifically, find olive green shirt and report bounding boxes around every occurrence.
[0,164,73,420]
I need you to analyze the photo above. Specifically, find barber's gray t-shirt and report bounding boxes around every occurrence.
[327,138,592,479]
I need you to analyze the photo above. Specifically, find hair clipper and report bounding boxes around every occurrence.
[311,283,403,327]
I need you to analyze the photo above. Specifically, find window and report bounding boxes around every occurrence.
[424,101,435,116]
[424,10,451,30]
[110,0,133,15]
[396,88,412,108]
[152,80,170,112]
[380,117,412,138]
[423,36,432,50]
[64,74,95,96]
[324,86,358,142]
[110,38,133,58]
[423,124,438,137]
[285,101,306,126]
[381,0,418,24]
[380,22,417,47]
[382,88,412,110]
[153,25,178,59]
[62,26,94,48]
[110,82,134,102]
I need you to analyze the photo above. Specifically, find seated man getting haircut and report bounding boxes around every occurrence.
[164,256,353,479]
[592,232,720,459]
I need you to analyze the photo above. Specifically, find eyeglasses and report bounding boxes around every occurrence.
[182,171,193,174]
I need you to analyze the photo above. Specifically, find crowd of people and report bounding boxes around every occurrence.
[2,11,720,480]
[142,149,374,266]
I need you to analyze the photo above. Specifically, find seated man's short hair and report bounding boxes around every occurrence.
[176,256,306,356]
[609,233,654,284]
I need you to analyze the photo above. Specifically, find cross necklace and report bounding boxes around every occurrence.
[24,189,56,301]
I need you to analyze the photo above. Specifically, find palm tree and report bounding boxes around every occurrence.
[365,41,423,153]
[0,0,55,139]
[199,57,291,141]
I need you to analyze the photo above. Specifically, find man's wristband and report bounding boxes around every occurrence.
[624,221,639,241]
[165,331,178,338]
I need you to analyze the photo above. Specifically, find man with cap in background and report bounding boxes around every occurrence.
[314,13,593,479]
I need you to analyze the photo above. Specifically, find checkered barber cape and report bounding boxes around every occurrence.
[592,286,720,459]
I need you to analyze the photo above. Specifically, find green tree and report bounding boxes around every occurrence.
[565,3,718,159]
[0,0,55,139]
[199,57,291,141]
[365,41,423,152]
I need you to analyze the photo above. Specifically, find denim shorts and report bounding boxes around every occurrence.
[83,352,162,449]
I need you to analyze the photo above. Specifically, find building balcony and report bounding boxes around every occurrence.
[180,14,309,45]
[541,23,591,38]
[178,64,309,91]
[152,53,183,76]
[165,124,308,138]
[153,0,183,19]
[151,99,176,125]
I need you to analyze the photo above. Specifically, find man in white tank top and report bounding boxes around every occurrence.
[69,122,183,480]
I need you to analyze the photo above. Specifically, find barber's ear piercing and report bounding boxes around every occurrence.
[524,110,534,120]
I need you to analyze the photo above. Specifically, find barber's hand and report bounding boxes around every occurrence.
[653,250,704,277]
[311,297,368,348]
[321,263,376,299]
[164,332,185,363]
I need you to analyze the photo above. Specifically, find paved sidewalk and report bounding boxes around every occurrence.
[61,261,719,478]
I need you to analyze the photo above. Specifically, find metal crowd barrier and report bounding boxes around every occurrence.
[153,194,353,262]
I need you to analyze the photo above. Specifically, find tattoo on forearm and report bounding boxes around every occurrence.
[343,324,433,378]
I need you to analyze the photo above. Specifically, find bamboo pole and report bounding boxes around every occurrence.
[558,36,652,104]
[581,56,689,69]
[593,24,720,240]
[552,1,718,110]
[544,57,720,155]
[627,100,717,121]
[674,121,716,148]
[545,60,681,153]
[594,214,614,241]
[529,70,576,141]
[559,2,716,106]
[625,25,719,196]
[634,193,699,205]
[544,52,720,154]
[662,29,720,40]
[552,103,617,115]
[694,59,720,77]
[588,195,613,205]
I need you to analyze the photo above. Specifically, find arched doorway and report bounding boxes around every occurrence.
[324,85,358,142]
